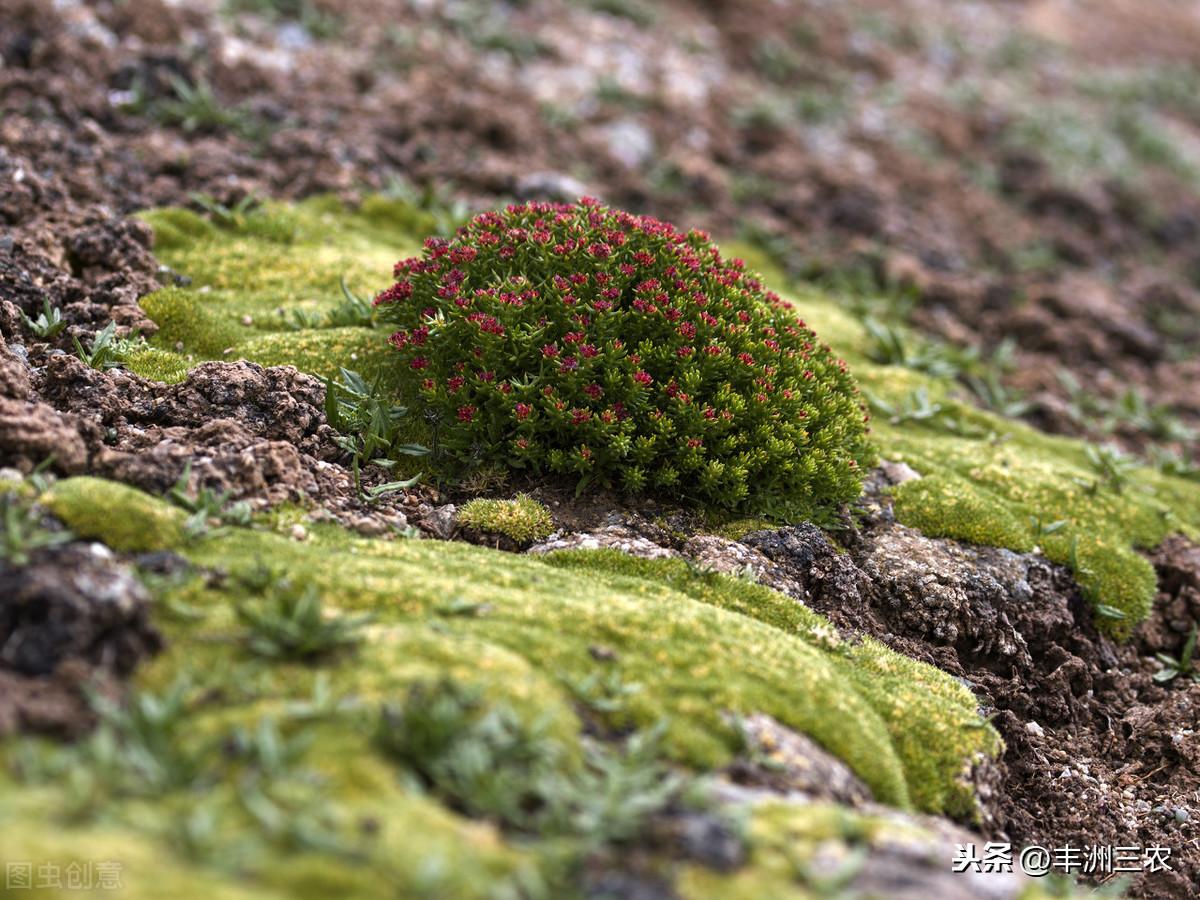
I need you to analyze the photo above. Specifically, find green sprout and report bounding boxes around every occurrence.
[866,386,944,426]
[862,318,968,379]
[324,276,377,329]
[73,321,129,370]
[1084,443,1138,494]
[20,298,66,339]
[321,368,427,502]
[165,461,252,538]
[236,583,372,663]
[1153,624,1200,685]
[0,491,72,565]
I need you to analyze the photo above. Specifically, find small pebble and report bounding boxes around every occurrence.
[290,524,308,541]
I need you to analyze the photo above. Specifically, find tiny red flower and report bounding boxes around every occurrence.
[375,280,413,306]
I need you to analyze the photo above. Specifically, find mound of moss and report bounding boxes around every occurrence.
[713,246,1200,634]
[0,475,1000,896]
[42,476,997,811]
[133,196,426,384]
[457,494,555,545]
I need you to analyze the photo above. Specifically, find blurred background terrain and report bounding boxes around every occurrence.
[3,0,1200,462]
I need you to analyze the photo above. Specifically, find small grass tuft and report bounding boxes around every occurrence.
[1154,623,1200,685]
[0,489,71,565]
[236,582,373,663]
[166,461,252,537]
[73,321,135,370]
[20,298,66,339]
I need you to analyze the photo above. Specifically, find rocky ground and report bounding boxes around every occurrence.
[2,0,1200,897]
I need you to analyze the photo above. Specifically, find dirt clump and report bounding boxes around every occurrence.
[0,541,163,738]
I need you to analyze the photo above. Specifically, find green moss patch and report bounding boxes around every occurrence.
[777,280,1200,634]
[132,196,425,383]
[45,477,1001,813]
[867,399,1196,634]
[457,494,555,544]
[0,476,1006,896]
[42,478,188,552]
[543,550,999,816]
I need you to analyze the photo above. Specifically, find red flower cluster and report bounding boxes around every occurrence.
[375,198,873,515]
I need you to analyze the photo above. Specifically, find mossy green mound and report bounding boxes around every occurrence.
[457,494,555,544]
[133,196,426,384]
[848,354,1199,635]
[543,550,999,815]
[0,475,1006,896]
[42,476,997,811]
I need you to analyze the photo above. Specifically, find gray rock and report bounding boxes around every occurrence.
[514,171,591,202]
[419,503,457,540]
[602,118,655,169]
[528,523,675,559]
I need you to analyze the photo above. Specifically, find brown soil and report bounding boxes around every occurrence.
[0,542,163,737]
